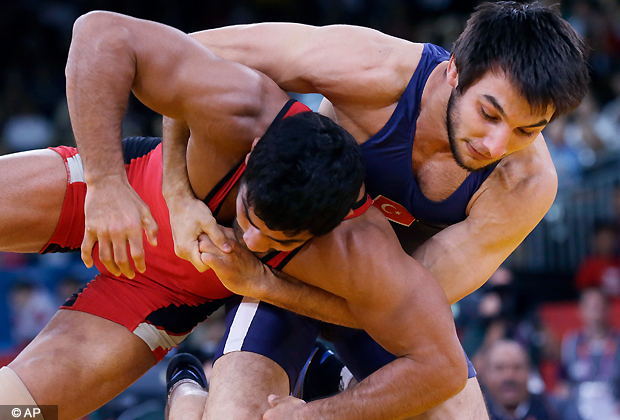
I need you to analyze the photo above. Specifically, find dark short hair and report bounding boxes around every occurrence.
[452,1,589,119]
[242,111,365,237]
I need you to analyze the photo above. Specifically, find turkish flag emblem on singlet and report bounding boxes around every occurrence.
[372,195,416,227]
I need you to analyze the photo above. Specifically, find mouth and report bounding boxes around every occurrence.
[466,142,493,161]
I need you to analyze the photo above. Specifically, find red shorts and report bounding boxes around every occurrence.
[44,139,231,361]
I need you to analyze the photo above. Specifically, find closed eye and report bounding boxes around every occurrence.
[518,128,535,137]
[481,108,499,122]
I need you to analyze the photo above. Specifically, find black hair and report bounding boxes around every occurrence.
[242,111,364,237]
[451,1,590,119]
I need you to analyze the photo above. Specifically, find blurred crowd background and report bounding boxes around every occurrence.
[1,0,620,419]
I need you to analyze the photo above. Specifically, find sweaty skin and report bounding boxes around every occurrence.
[162,21,559,420]
[188,23,558,305]
[0,12,467,420]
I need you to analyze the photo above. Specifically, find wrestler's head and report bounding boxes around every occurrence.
[233,111,365,253]
[446,1,589,171]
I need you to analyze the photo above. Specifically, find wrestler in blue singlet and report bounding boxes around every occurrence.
[216,44,483,395]
[362,43,498,229]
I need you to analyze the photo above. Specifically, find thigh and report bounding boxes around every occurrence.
[9,309,156,420]
[406,377,489,420]
[215,296,321,390]
[205,352,289,420]
[0,149,67,252]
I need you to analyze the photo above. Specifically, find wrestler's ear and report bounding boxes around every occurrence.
[245,137,261,165]
[447,56,459,89]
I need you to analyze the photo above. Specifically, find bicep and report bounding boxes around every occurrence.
[413,172,557,304]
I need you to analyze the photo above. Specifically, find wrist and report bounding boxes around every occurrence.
[252,265,278,301]
[163,184,196,207]
[292,401,313,420]
[84,171,128,188]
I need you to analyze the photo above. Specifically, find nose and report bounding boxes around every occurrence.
[243,226,270,253]
[479,126,510,158]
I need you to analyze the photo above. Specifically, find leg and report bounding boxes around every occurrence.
[407,377,489,420]
[167,382,208,420]
[0,149,66,252]
[204,352,289,420]
[202,297,320,420]
[8,309,156,420]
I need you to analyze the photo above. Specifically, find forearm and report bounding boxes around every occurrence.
[161,117,194,205]
[66,11,137,184]
[190,23,314,92]
[258,267,360,329]
[412,235,496,305]
[296,355,463,420]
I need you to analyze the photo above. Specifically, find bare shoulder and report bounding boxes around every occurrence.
[283,207,418,300]
[184,61,290,150]
[468,134,558,219]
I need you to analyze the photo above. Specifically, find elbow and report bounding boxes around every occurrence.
[422,345,469,407]
[67,11,133,78]
[435,346,469,403]
[72,11,117,40]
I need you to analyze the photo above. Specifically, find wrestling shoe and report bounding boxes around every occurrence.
[293,342,353,401]
[166,353,208,396]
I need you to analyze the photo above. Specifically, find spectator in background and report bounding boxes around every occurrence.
[560,288,620,420]
[575,223,620,296]
[8,279,56,350]
[456,266,518,359]
[480,339,560,420]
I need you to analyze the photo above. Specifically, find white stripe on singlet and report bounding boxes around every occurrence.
[223,297,260,354]
[133,322,189,351]
[66,154,84,184]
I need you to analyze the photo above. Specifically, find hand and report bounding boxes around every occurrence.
[168,196,231,272]
[198,228,269,298]
[263,395,306,420]
[81,177,158,279]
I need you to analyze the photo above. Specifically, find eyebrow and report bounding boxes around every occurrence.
[483,94,548,128]
[242,199,306,245]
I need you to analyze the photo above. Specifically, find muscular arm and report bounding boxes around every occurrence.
[281,215,468,419]
[66,11,281,275]
[190,23,419,108]
[413,138,558,304]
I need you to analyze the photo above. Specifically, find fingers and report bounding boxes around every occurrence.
[141,209,159,247]
[268,395,280,408]
[80,229,97,269]
[96,237,122,277]
[174,234,210,272]
[199,218,231,253]
[112,236,135,279]
[128,234,146,275]
[186,245,211,273]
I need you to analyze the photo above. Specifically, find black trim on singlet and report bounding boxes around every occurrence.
[41,244,78,254]
[256,99,297,143]
[201,99,299,217]
[259,243,306,271]
[351,192,368,212]
[202,158,245,218]
[144,298,229,334]
[273,246,305,271]
[122,136,162,164]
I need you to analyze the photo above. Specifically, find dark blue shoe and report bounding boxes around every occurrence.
[293,342,347,401]
[166,353,208,396]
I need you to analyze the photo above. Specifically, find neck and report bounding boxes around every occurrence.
[415,62,453,159]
